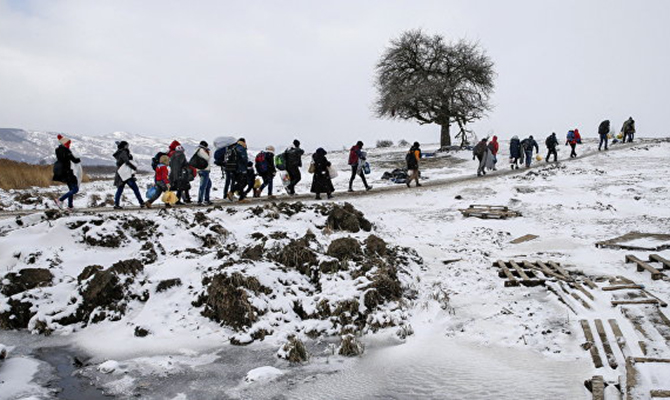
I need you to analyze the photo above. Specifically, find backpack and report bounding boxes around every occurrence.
[406,151,418,169]
[521,140,531,150]
[213,147,227,167]
[575,131,582,144]
[189,152,207,170]
[224,146,238,171]
[151,151,167,171]
[255,152,269,174]
[275,153,286,171]
[567,131,575,142]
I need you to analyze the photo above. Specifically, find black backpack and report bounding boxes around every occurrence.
[189,152,207,170]
[151,151,167,171]
[213,147,226,166]
[405,151,418,169]
[224,146,238,171]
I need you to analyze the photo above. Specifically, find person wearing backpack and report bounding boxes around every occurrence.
[229,138,249,200]
[310,148,334,200]
[406,142,422,187]
[598,120,610,151]
[545,132,559,162]
[472,138,489,176]
[112,141,145,209]
[348,141,372,192]
[256,146,276,197]
[520,135,539,167]
[622,117,636,143]
[169,145,192,204]
[284,139,304,195]
[52,134,81,210]
[509,135,522,169]
[565,130,578,158]
[222,144,238,201]
[193,141,212,206]
[242,161,258,198]
[145,155,170,208]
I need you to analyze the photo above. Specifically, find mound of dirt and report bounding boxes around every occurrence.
[0,299,34,330]
[327,237,362,261]
[201,273,271,330]
[326,203,372,233]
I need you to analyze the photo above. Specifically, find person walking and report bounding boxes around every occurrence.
[598,120,610,151]
[566,130,580,158]
[52,134,81,210]
[521,135,539,167]
[284,139,304,195]
[310,148,335,200]
[487,136,499,170]
[622,117,636,143]
[113,141,145,209]
[406,142,422,187]
[223,143,238,201]
[473,138,489,176]
[509,135,522,169]
[545,132,559,162]
[194,141,212,206]
[230,138,249,200]
[169,145,192,204]
[255,146,276,198]
[144,154,170,208]
[348,141,372,192]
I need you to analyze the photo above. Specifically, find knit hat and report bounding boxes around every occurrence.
[199,141,208,148]
[116,140,128,149]
[265,145,275,153]
[57,134,71,148]
[293,139,301,147]
[413,141,420,147]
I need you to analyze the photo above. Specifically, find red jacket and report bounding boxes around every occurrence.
[155,164,169,184]
[488,136,499,155]
[348,145,362,165]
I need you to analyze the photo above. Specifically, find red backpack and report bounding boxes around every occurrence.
[255,152,269,173]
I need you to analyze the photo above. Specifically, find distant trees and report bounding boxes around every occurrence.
[374,30,495,148]
[375,139,394,148]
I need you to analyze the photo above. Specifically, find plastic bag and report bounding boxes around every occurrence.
[327,166,338,178]
[308,161,315,174]
[118,163,134,182]
[146,185,158,200]
[362,161,371,175]
[161,190,178,205]
[254,177,262,189]
[72,162,83,186]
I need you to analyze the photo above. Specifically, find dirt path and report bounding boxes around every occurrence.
[0,140,650,219]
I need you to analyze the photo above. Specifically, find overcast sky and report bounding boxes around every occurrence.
[1,0,668,150]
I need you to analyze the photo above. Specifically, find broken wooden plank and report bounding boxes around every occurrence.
[633,357,670,363]
[639,341,648,355]
[595,319,619,369]
[612,299,660,306]
[572,292,592,309]
[547,261,572,280]
[603,285,645,291]
[584,278,598,290]
[495,260,519,287]
[532,261,567,281]
[626,254,664,280]
[547,284,577,314]
[509,260,531,281]
[581,320,604,368]
[469,204,509,211]
[608,319,629,358]
[650,390,670,398]
[591,375,605,400]
[574,282,595,301]
[649,254,670,269]
[626,357,637,400]
[510,234,538,244]
[642,289,668,307]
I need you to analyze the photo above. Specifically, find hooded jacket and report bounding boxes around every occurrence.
[113,146,137,187]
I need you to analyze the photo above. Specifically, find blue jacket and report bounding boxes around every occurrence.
[234,143,248,173]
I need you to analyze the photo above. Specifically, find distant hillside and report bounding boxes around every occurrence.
[0,128,200,167]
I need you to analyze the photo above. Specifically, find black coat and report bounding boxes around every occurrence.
[54,145,80,185]
[310,153,334,194]
[169,150,191,190]
[285,146,304,168]
[113,148,137,187]
[545,135,559,149]
[598,120,610,136]
[510,138,522,158]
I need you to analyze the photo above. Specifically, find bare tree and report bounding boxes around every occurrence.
[374,30,495,148]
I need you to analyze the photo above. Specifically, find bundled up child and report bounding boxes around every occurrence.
[144,155,170,208]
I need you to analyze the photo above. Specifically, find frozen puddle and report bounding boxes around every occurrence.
[253,334,590,400]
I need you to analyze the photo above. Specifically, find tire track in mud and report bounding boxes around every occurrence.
[0,140,652,219]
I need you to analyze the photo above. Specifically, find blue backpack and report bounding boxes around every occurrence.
[567,131,575,141]
[213,147,227,167]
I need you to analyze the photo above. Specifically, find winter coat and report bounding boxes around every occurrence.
[234,142,249,173]
[488,136,499,155]
[598,120,610,136]
[155,164,169,185]
[348,145,363,166]
[167,140,181,158]
[310,149,334,194]
[473,141,488,159]
[195,146,211,171]
[168,149,190,190]
[256,151,276,177]
[521,138,539,154]
[54,145,81,185]
[623,118,636,134]
[113,148,138,187]
[406,145,421,170]
[285,146,304,168]
[545,134,559,149]
[509,138,522,158]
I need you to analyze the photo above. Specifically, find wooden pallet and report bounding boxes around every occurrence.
[596,232,670,251]
[625,254,665,280]
[493,260,574,286]
[459,205,522,220]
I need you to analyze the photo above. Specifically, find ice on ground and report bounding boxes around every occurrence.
[0,356,50,400]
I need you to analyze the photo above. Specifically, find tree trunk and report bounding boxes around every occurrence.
[440,123,451,148]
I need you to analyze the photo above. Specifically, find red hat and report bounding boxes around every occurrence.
[57,134,71,148]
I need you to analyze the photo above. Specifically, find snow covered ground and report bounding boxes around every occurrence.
[1,138,669,399]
